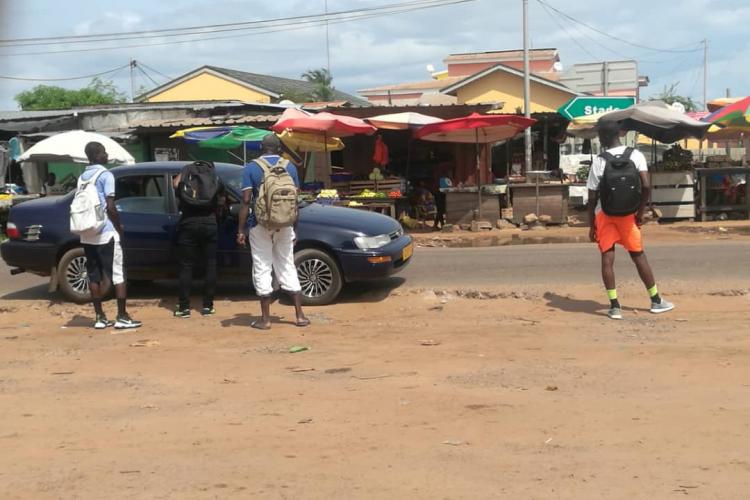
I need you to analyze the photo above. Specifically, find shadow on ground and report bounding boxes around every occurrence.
[543,292,608,318]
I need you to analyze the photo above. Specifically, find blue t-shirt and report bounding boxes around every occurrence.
[241,155,300,228]
[78,164,116,244]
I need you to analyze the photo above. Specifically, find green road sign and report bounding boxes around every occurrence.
[558,97,636,120]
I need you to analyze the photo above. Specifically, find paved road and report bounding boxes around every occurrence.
[1,240,749,300]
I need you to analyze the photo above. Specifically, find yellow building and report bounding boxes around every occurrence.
[140,65,366,105]
[440,63,579,112]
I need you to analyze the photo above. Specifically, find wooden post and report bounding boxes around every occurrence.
[746,172,750,220]
[699,171,708,222]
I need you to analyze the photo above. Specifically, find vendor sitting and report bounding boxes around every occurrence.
[410,180,437,228]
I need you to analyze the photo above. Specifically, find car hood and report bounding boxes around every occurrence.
[300,203,401,236]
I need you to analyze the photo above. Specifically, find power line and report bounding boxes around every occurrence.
[0,0,471,47]
[0,2,474,57]
[137,62,172,82]
[0,63,130,81]
[538,2,598,61]
[536,0,703,54]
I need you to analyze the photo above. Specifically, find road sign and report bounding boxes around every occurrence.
[558,97,635,120]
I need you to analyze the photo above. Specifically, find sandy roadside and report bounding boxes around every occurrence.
[1,279,749,500]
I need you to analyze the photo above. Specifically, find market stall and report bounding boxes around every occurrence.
[415,113,536,225]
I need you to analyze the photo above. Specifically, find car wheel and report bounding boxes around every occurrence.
[295,248,343,306]
[57,247,111,303]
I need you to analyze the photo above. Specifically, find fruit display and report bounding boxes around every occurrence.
[388,190,402,198]
[368,167,385,181]
[317,189,339,199]
[356,189,387,199]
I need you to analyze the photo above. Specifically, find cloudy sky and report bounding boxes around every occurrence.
[0,0,747,110]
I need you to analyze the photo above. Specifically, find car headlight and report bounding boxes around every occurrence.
[354,233,392,250]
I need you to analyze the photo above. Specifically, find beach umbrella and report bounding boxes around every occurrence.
[416,113,536,218]
[18,130,134,164]
[273,111,376,183]
[702,96,750,132]
[366,112,443,130]
[278,130,344,153]
[169,126,233,142]
[198,126,271,150]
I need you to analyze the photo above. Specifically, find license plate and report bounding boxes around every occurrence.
[402,243,413,261]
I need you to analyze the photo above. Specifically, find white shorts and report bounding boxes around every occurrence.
[248,225,301,297]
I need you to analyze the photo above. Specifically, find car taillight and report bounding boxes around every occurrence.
[6,222,20,240]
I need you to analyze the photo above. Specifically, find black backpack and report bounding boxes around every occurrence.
[599,148,642,216]
[177,161,220,208]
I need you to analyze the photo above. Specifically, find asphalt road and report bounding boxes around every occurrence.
[1,240,749,301]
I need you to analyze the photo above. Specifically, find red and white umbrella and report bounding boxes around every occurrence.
[273,111,376,137]
[415,113,536,219]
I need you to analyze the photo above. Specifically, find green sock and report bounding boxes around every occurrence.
[607,289,620,308]
[648,285,661,303]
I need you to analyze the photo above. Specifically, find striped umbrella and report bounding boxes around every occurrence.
[702,96,750,131]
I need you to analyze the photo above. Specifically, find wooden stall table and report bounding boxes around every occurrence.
[695,167,750,221]
[442,188,503,225]
[337,197,406,219]
[510,183,569,224]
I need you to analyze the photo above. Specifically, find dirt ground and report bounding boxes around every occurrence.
[1,276,749,499]
[410,220,750,247]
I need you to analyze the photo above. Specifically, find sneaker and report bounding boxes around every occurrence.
[650,299,675,314]
[607,307,623,320]
[94,314,113,330]
[114,314,143,329]
[174,307,191,318]
[200,307,215,316]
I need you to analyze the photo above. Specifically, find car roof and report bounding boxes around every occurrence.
[111,161,243,175]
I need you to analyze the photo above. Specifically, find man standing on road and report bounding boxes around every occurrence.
[587,121,674,320]
[172,161,224,318]
[236,134,309,330]
[79,142,142,330]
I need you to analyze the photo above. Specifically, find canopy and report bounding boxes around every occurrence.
[366,112,443,130]
[707,96,745,112]
[415,113,536,144]
[169,126,233,142]
[272,111,376,137]
[278,130,344,152]
[597,101,710,143]
[702,96,750,132]
[198,126,271,150]
[17,130,135,164]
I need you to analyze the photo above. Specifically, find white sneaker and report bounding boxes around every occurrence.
[607,307,623,320]
[650,299,675,314]
[94,315,113,330]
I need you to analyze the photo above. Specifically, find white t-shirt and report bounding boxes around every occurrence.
[587,145,648,213]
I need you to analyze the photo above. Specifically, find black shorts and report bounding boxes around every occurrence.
[83,238,124,285]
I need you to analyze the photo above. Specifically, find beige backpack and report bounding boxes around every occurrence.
[254,157,299,229]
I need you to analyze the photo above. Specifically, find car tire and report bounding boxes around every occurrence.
[57,247,111,303]
[295,248,343,306]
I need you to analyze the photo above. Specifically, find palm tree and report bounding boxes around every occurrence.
[301,68,335,102]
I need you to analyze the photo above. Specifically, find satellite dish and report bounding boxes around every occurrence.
[671,101,686,114]
[426,63,435,73]
[553,61,563,72]
[279,99,297,107]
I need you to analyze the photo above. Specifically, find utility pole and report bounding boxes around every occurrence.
[522,0,532,175]
[129,59,136,103]
[325,0,331,74]
[703,39,708,111]
[602,61,609,96]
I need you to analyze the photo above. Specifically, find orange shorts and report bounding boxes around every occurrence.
[595,212,643,253]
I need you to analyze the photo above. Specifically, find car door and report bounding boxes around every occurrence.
[114,172,178,276]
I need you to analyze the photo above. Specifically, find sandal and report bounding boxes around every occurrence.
[251,320,271,330]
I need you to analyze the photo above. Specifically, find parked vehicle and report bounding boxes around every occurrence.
[1,162,413,305]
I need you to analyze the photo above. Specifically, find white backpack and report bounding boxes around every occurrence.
[69,169,107,235]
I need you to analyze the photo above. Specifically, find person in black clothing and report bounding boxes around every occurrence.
[172,164,225,317]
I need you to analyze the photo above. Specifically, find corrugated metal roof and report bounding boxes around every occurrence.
[359,77,463,94]
[0,109,76,121]
[132,113,280,129]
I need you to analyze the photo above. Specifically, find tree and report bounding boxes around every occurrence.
[15,77,127,110]
[651,83,699,112]
[279,89,314,104]
[301,68,335,102]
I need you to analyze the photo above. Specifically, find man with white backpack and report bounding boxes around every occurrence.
[71,142,141,330]
[236,134,309,330]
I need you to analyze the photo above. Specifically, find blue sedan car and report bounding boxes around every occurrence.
[1,162,413,305]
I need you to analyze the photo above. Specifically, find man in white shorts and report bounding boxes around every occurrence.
[79,142,141,330]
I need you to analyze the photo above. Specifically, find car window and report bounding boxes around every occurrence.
[218,168,243,194]
[115,175,168,214]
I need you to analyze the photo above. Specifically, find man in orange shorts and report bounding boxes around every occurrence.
[587,120,674,320]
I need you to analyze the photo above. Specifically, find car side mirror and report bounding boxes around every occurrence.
[229,203,241,218]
